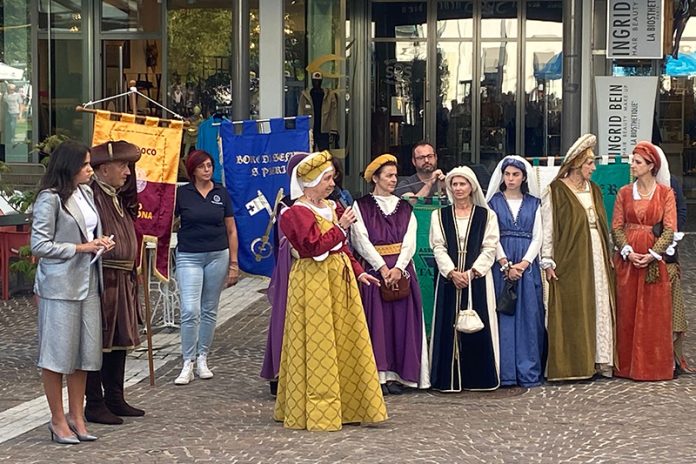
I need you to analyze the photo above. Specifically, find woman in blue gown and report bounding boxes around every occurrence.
[486,156,546,387]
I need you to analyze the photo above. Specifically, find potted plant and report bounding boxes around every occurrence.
[34,133,69,166]
[0,161,36,298]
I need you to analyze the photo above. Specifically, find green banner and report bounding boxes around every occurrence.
[411,197,448,337]
[408,161,628,336]
[593,162,631,225]
[532,161,630,225]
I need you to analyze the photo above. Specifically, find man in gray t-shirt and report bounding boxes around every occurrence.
[394,141,446,198]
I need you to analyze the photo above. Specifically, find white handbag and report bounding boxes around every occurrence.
[455,271,484,334]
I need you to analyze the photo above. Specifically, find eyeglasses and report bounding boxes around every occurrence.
[414,153,436,162]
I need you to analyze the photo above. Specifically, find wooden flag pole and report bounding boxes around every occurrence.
[129,86,157,388]
[142,249,156,387]
[78,85,188,387]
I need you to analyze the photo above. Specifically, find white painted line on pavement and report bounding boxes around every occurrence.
[0,276,269,445]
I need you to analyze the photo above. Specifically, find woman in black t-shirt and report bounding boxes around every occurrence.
[173,150,238,385]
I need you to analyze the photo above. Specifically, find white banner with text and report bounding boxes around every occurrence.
[595,76,658,157]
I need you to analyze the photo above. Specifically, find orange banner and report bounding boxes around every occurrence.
[92,111,183,280]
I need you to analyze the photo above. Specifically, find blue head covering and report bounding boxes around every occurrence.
[501,157,527,176]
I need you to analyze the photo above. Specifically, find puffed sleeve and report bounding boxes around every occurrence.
[280,206,346,257]
[471,209,499,276]
[540,186,556,269]
[611,187,631,257]
[662,187,678,233]
[350,201,387,271]
[521,207,542,264]
[650,187,676,256]
[395,212,417,271]
[31,190,78,259]
[429,209,456,278]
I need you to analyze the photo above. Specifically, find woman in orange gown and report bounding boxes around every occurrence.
[612,141,677,381]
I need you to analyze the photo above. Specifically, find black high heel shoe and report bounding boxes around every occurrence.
[47,423,80,445]
[67,419,98,442]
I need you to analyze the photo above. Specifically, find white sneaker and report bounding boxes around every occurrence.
[174,360,195,385]
[196,355,214,379]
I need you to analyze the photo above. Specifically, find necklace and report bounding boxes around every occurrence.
[638,182,657,198]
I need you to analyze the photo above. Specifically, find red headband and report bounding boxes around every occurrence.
[633,141,660,175]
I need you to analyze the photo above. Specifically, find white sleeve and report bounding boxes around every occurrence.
[349,201,387,271]
[395,212,417,271]
[472,209,500,276]
[490,202,506,261]
[429,209,456,278]
[496,241,507,261]
[522,207,543,264]
[540,187,556,269]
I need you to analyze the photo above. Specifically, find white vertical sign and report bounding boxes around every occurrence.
[594,76,658,157]
[607,0,664,59]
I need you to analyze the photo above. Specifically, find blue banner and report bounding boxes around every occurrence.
[221,116,310,276]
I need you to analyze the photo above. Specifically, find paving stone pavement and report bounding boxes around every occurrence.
[1,237,696,463]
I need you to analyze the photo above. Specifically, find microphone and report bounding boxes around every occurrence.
[331,186,348,210]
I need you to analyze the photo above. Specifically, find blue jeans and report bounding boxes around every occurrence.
[176,249,229,361]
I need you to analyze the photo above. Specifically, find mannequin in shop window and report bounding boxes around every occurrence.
[672,0,696,58]
[298,71,339,151]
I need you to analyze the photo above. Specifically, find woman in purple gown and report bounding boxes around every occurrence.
[259,153,306,395]
[350,154,430,394]
[486,156,545,387]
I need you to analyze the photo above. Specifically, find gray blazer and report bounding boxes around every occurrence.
[31,185,103,301]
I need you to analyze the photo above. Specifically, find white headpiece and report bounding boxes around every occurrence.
[653,145,671,187]
[485,155,540,202]
[444,166,488,208]
[289,151,335,200]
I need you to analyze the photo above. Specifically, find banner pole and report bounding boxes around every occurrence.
[142,249,156,387]
[129,80,138,116]
[75,106,190,127]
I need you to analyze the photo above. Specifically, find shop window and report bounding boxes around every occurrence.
[437,1,474,39]
[1,1,32,162]
[660,39,696,201]
[481,0,518,39]
[526,0,562,39]
[525,42,561,156]
[479,41,517,171]
[436,41,474,167]
[167,2,234,118]
[38,0,82,32]
[284,0,307,117]
[102,0,161,33]
[371,2,427,39]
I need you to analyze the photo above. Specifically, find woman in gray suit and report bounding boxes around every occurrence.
[32,140,114,444]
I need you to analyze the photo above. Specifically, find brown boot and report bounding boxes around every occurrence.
[103,350,145,417]
[84,369,124,425]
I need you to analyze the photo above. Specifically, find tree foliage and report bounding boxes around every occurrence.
[0,1,31,72]
[167,9,235,83]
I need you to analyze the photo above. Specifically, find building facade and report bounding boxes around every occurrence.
[1,1,694,202]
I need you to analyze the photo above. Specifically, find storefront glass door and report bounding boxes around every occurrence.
[370,1,427,175]
[96,1,163,117]
[368,0,562,176]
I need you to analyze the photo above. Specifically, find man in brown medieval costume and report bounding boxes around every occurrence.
[85,140,145,424]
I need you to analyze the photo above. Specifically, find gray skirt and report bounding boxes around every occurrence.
[37,267,102,374]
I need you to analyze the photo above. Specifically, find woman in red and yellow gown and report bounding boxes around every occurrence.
[612,141,677,381]
[273,150,387,431]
